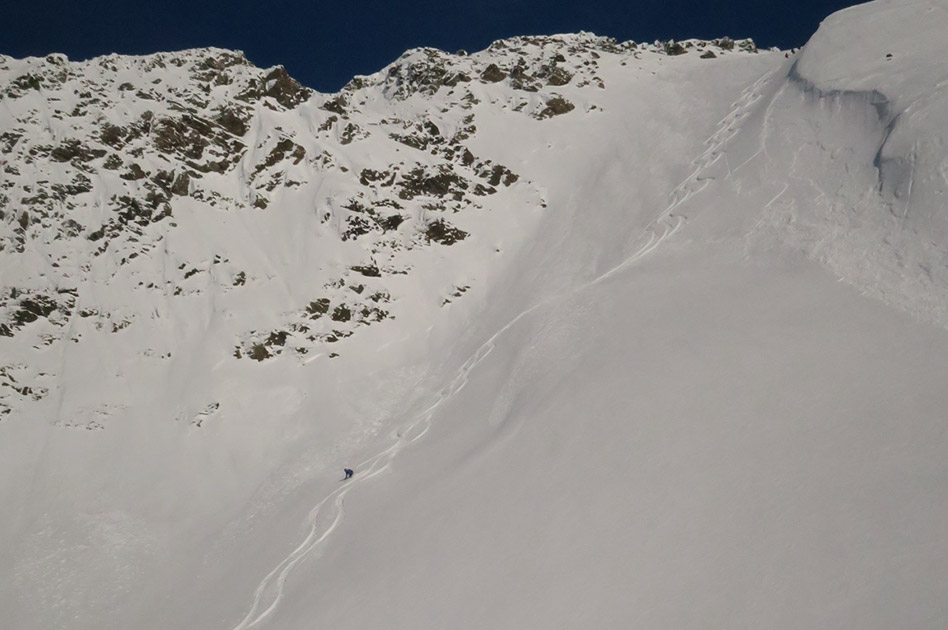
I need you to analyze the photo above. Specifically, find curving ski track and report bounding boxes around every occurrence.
[595,68,778,284]
[228,68,780,630]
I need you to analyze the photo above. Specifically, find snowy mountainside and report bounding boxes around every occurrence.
[0,33,771,629]
[0,34,754,425]
[5,1,948,627]
[271,3,948,628]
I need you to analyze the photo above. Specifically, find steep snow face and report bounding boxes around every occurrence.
[3,2,948,628]
[223,2,948,625]
[262,4,948,628]
[0,35,767,629]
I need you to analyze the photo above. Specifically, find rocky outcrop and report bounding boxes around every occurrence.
[0,33,760,420]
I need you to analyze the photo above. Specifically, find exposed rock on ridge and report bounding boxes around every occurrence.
[0,34,758,423]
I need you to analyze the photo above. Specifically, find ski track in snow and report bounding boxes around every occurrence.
[229,340,497,630]
[229,67,782,630]
[594,68,779,284]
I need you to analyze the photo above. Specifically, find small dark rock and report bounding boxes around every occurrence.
[100,123,126,147]
[263,66,312,109]
[50,139,106,163]
[538,96,575,119]
[120,163,148,181]
[351,264,381,277]
[321,95,348,115]
[215,107,249,136]
[249,343,271,361]
[267,331,288,346]
[425,218,468,245]
[330,305,351,322]
[380,214,405,231]
[171,172,191,196]
[480,64,507,83]
[307,298,331,318]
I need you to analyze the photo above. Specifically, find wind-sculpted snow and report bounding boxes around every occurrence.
[792,0,948,109]
[716,0,948,327]
[792,0,948,237]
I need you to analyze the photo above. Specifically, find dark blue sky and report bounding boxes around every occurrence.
[3,0,862,92]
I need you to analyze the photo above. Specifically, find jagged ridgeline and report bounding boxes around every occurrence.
[0,34,756,420]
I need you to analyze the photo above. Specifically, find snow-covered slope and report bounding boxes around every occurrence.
[3,1,948,628]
